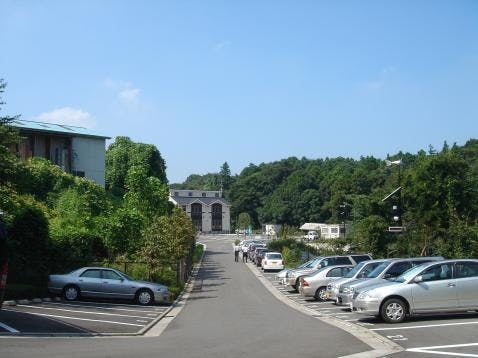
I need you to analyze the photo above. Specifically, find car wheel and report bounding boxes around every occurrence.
[381,298,407,323]
[63,285,80,301]
[136,289,153,305]
[294,278,301,292]
[315,286,327,301]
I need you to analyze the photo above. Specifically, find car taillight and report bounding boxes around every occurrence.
[302,279,309,287]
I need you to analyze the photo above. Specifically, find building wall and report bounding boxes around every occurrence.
[181,201,231,233]
[71,137,106,187]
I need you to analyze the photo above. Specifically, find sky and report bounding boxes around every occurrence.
[1,1,477,183]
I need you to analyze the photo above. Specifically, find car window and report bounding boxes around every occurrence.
[385,261,412,278]
[102,270,122,280]
[351,255,372,263]
[80,269,101,279]
[267,254,282,260]
[335,257,353,265]
[326,267,343,277]
[420,263,453,282]
[455,262,478,278]
[344,261,366,278]
[366,261,392,278]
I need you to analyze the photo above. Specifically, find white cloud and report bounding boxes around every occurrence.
[35,107,96,128]
[118,88,140,104]
[102,78,141,105]
[213,40,231,53]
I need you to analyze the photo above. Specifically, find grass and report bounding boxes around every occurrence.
[193,244,204,263]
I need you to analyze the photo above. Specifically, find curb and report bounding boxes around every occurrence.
[244,262,403,358]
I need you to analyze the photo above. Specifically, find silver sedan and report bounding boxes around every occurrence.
[299,265,353,301]
[353,259,478,323]
[48,267,170,305]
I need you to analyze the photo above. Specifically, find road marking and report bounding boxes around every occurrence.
[407,343,478,357]
[5,311,144,327]
[41,302,164,314]
[66,300,162,309]
[371,321,478,331]
[0,322,20,333]
[15,305,155,319]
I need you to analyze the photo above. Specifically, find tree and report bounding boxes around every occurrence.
[139,207,195,286]
[237,212,251,231]
[220,162,232,190]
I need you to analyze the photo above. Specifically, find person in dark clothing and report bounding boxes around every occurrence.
[242,248,248,263]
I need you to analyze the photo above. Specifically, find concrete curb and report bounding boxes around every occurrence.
[244,262,403,358]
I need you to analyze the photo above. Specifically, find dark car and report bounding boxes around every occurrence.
[249,244,266,262]
[255,248,269,266]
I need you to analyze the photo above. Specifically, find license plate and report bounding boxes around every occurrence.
[271,261,277,264]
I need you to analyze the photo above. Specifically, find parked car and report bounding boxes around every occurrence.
[299,265,354,301]
[283,254,373,291]
[249,243,266,262]
[275,258,317,282]
[336,257,443,308]
[326,259,390,301]
[48,267,170,305]
[254,248,269,266]
[353,259,478,323]
[262,252,284,272]
[304,230,318,241]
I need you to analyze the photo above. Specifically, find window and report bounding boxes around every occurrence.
[102,270,122,280]
[330,227,338,234]
[321,228,328,234]
[351,255,372,263]
[327,267,344,277]
[420,263,453,282]
[188,192,193,197]
[182,205,187,211]
[455,262,478,279]
[174,191,179,196]
[335,257,353,265]
[80,269,101,279]
[385,261,413,277]
[202,192,206,197]
[215,192,220,197]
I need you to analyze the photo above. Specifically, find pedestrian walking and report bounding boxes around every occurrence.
[234,243,240,262]
[242,248,248,263]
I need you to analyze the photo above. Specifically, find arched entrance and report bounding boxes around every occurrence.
[191,203,202,231]
[212,203,222,232]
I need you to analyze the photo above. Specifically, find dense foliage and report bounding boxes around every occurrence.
[176,144,478,259]
[0,80,196,298]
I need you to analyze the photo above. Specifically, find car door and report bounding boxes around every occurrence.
[77,269,103,297]
[410,263,457,312]
[454,261,478,309]
[100,269,132,299]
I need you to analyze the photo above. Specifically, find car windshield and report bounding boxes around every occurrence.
[267,254,282,260]
[306,257,323,268]
[394,263,429,283]
[344,261,366,278]
[365,261,392,278]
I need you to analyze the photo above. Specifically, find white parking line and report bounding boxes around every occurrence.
[67,300,161,309]
[15,305,155,319]
[407,343,478,357]
[371,321,478,331]
[41,302,164,314]
[0,322,20,333]
[6,311,144,327]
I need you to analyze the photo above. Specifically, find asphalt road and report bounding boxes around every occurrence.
[0,235,371,358]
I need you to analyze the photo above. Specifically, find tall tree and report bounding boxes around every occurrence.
[220,161,232,190]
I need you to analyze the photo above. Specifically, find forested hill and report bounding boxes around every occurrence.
[173,140,478,258]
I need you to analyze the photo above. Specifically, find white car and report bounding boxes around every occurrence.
[304,230,317,241]
[262,252,284,272]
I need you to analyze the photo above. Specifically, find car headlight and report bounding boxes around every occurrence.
[357,291,373,300]
[342,287,350,293]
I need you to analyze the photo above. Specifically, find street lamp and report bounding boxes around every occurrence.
[339,202,350,239]
[384,159,404,232]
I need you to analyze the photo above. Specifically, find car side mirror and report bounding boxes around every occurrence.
[414,275,423,283]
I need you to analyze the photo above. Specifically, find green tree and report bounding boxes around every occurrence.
[237,212,251,230]
[220,161,232,190]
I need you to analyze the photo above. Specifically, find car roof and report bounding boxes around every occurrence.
[266,252,282,255]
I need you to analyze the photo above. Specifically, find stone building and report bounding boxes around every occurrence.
[169,190,231,233]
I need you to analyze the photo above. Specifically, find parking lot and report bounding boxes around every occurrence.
[252,264,478,357]
[0,298,170,335]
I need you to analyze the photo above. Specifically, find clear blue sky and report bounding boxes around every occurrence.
[1,1,477,183]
